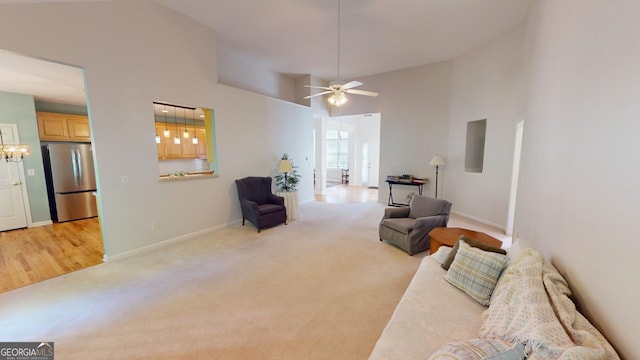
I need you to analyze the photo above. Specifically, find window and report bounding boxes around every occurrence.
[327,130,349,169]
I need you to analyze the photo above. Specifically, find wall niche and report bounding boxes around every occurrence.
[465,119,486,173]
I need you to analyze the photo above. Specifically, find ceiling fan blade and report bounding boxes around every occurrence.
[304,85,332,91]
[341,81,363,90]
[345,89,379,97]
[304,90,334,99]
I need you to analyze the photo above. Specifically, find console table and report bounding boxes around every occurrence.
[385,179,426,206]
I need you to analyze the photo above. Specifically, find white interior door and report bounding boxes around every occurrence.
[368,140,380,188]
[0,124,28,231]
[361,141,370,187]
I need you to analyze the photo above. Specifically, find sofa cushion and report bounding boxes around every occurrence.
[430,246,452,265]
[381,218,415,235]
[445,241,508,306]
[442,235,507,270]
[408,195,450,219]
[369,256,487,359]
[257,203,284,215]
[428,338,526,360]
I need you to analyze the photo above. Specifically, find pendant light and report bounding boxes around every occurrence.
[191,109,199,145]
[182,108,190,139]
[162,105,170,138]
[173,106,181,145]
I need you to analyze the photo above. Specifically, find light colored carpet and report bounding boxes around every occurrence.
[0,201,424,359]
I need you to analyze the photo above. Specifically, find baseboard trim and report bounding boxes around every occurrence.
[451,210,505,231]
[29,220,53,227]
[103,220,241,262]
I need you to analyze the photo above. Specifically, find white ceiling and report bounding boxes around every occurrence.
[156,0,532,81]
[0,49,86,106]
[0,0,531,105]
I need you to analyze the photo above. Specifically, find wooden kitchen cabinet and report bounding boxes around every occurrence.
[196,127,208,159]
[67,116,91,141]
[156,123,207,160]
[156,123,181,159]
[37,112,68,141]
[37,112,91,142]
[180,130,198,159]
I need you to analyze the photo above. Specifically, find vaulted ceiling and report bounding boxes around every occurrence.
[0,0,531,105]
[155,0,532,81]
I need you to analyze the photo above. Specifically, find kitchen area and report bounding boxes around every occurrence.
[0,106,103,293]
[0,49,103,293]
[38,111,98,222]
[153,101,215,180]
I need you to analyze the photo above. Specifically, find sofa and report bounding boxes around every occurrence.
[369,239,620,360]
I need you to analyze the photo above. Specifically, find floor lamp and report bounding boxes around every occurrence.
[429,155,446,199]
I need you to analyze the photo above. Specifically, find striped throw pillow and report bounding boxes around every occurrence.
[445,240,508,306]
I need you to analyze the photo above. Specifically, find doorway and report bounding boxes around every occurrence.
[320,113,381,191]
[0,124,30,231]
[505,120,524,236]
[0,49,104,292]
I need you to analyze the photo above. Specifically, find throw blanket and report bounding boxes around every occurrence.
[479,248,619,360]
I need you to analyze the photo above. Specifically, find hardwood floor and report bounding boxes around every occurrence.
[315,184,379,203]
[0,217,103,293]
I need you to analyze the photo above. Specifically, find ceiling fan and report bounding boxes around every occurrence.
[303,0,379,106]
[304,81,378,106]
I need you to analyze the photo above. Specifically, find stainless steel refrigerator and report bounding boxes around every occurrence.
[42,143,98,222]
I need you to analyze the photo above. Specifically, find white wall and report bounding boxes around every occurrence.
[516,1,640,358]
[213,84,314,208]
[0,1,313,257]
[217,42,297,102]
[334,62,453,204]
[446,26,525,228]
[310,76,330,195]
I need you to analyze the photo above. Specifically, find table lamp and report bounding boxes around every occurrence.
[278,158,293,191]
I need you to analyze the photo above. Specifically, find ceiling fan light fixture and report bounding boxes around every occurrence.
[328,92,348,106]
[302,0,377,106]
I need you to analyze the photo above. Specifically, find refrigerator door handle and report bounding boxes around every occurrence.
[71,148,79,186]
[76,148,83,185]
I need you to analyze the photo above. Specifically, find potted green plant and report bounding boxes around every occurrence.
[275,153,301,192]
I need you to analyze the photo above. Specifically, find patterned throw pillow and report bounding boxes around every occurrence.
[441,235,507,270]
[428,338,526,360]
[445,240,508,306]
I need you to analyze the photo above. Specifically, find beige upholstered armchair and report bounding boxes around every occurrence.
[379,195,452,255]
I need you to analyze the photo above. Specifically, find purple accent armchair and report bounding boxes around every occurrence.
[235,177,287,232]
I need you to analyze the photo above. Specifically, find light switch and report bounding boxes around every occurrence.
[121,175,129,184]
[27,169,35,176]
